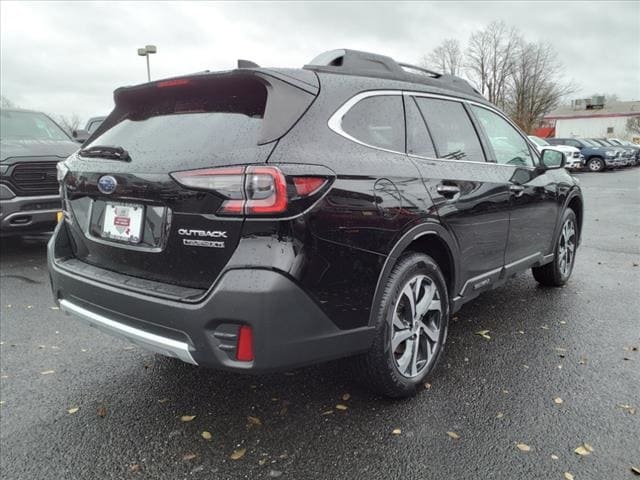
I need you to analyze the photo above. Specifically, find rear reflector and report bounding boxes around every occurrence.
[236,325,254,362]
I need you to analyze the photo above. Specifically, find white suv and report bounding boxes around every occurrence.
[528,135,583,170]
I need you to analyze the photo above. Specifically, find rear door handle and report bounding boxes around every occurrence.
[509,184,525,197]
[436,184,461,199]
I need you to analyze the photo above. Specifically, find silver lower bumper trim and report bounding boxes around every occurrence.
[59,299,197,365]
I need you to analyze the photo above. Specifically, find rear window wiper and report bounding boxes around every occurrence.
[79,145,131,162]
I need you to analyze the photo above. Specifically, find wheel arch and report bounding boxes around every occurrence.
[566,192,584,245]
[368,222,460,327]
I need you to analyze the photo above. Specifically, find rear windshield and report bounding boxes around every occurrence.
[86,77,268,162]
[1,110,69,141]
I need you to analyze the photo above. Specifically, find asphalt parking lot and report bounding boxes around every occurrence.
[1,168,638,480]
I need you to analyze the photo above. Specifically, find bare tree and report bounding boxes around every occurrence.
[465,21,521,109]
[507,41,575,133]
[423,38,463,76]
[56,114,81,136]
[627,116,640,136]
[1,95,16,108]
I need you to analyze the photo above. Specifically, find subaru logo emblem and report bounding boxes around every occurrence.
[97,175,117,195]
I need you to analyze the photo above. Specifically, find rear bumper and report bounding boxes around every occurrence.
[0,193,60,236]
[48,223,374,372]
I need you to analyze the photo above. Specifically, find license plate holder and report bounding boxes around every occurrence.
[101,202,145,244]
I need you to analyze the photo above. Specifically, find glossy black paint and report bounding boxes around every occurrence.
[50,62,583,370]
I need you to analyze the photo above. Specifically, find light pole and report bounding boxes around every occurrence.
[137,45,157,82]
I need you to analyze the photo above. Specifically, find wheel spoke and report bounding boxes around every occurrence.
[418,320,439,342]
[415,282,435,319]
[391,328,413,352]
[410,335,420,376]
[428,298,441,313]
[396,342,413,375]
[392,312,405,330]
[401,284,416,322]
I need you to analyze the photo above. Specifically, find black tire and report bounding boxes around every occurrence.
[354,252,449,398]
[587,157,605,172]
[532,208,578,287]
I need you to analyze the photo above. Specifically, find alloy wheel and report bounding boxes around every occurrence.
[391,274,442,378]
[588,159,603,172]
[558,218,576,278]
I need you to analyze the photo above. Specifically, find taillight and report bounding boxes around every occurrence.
[170,165,330,217]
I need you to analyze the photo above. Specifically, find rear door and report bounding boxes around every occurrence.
[469,104,561,267]
[61,72,317,289]
[406,94,511,297]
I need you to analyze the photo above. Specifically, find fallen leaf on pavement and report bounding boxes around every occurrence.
[158,398,170,404]
[475,330,491,340]
[551,454,559,460]
[447,431,460,439]
[182,453,198,461]
[247,416,262,426]
[516,443,531,452]
[129,464,140,473]
[392,428,401,435]
[574,443,593,456]
[321,410,333,415]
[554,397,563,405]
[201,431,212,440]
[341,393,351,401]
[181,415,196,422]
[67,407,79,414]
[40,370,55,375]
[564,473,574,480]
[424,382,432,389]
[496,412,504,419]
[335,404,348,411]
[230,448,246,460]
[541,325,549,330]
[97,406,107,418]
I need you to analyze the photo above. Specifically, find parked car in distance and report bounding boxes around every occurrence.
[0,108,78,236]
[528,135,583,170]
[594,138,638,166]
[49,49,583,398]
[72,116,107,143]
[547,137,622,172]
[607,138,640,165]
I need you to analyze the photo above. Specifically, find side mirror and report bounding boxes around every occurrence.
[72,128,89,143]
[541,149,566,170]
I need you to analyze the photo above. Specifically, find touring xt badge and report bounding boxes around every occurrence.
[178,229,227,248]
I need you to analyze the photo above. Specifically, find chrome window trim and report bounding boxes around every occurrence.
[327,89,537,170]
[327,90,404,156]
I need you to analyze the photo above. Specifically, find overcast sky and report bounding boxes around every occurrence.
[1,1,638,124]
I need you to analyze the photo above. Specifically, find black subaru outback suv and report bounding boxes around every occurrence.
[48,50,583,398]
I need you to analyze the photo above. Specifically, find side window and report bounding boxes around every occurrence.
[471,106,534,167]
[405,96,436,158]
[414,97,485,162]
[565,140,581,148]
[341,95,405,152]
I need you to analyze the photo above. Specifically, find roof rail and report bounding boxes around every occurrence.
[304,49,481,98]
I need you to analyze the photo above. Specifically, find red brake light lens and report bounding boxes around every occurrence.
[170,166,329,217]
[293,177,327,197]
[244,166,288,215]
[157,78,191,88]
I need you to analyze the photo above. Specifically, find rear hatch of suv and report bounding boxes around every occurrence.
[60,69,318,290]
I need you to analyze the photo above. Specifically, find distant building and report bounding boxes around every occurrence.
[535,97,640,141]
